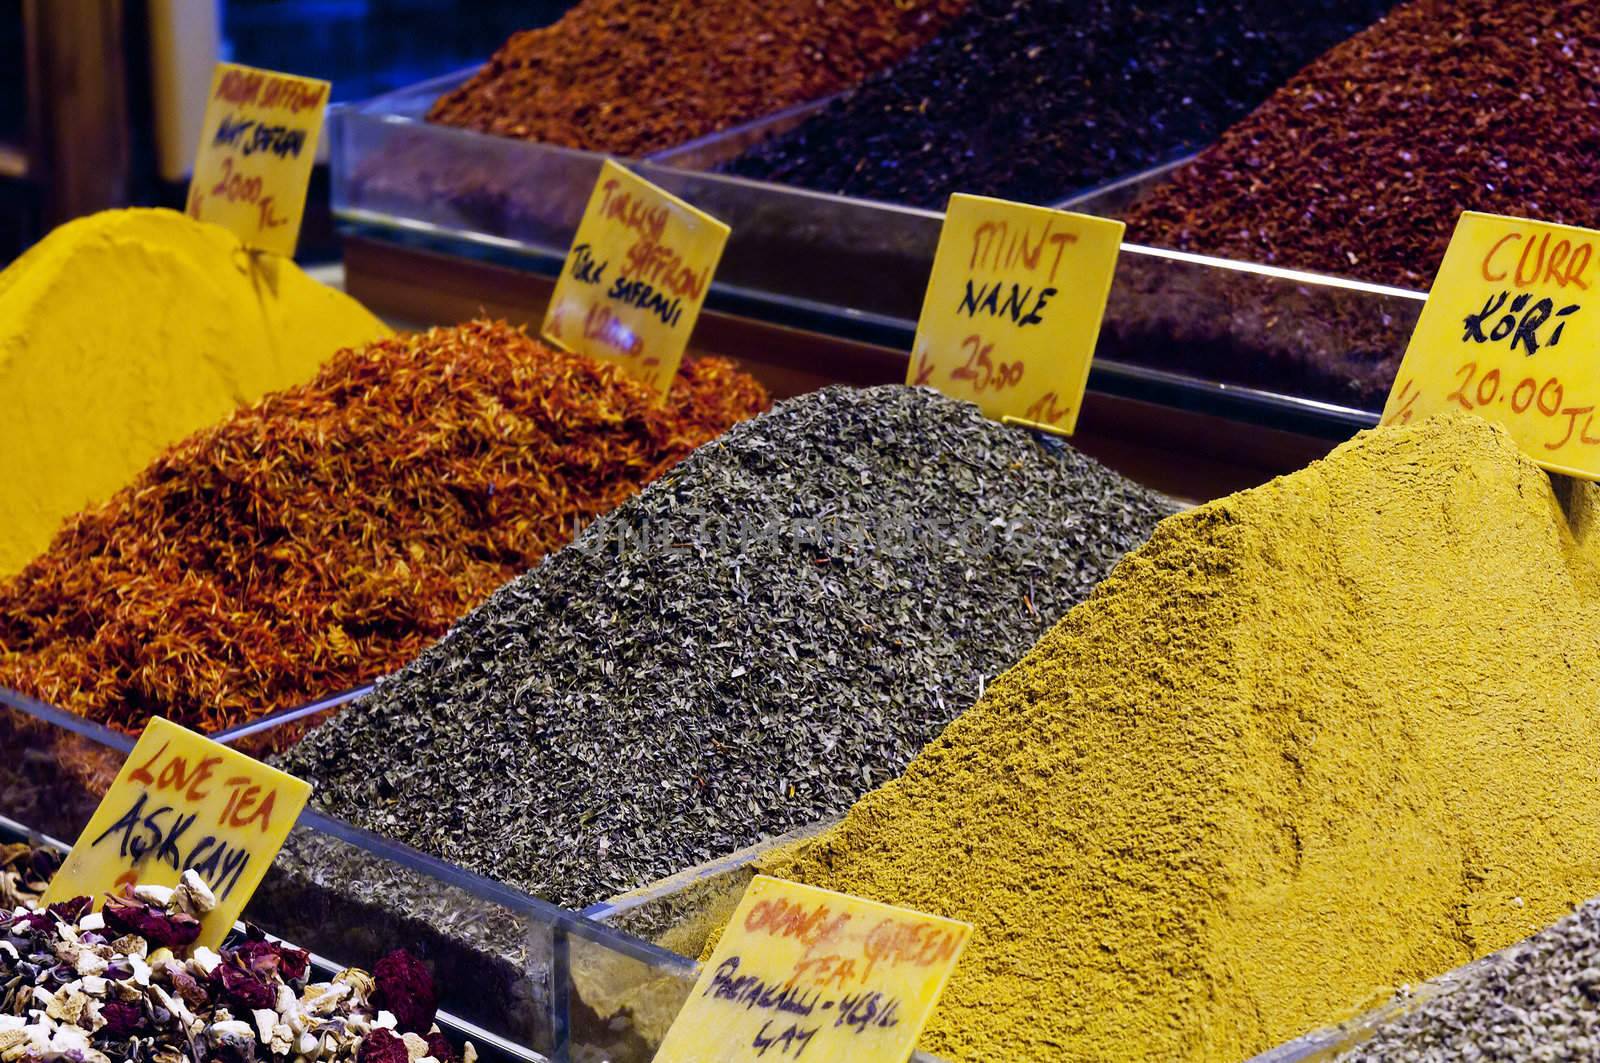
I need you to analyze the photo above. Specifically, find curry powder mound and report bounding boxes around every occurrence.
[759,413,1600,1061]
[0,320,767,745]
[0,208,390,575]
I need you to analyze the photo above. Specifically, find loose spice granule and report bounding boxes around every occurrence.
[0,320,767,746]
[755,413,1600,1061]
[426,0,965,157]
[280,385,1172,910]
[1127,0,1600,290]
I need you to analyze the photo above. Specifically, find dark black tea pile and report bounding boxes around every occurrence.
[280,386,1172,909]
[721,0,1394,208]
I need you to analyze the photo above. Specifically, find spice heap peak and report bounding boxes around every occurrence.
[723,0,1393,208]
[0,207,389,576]
[1128,0,1600,289]
[758,412,1600,1060]
[280,385,1172,910]
[428,0,963,156]
[0,320,767,744]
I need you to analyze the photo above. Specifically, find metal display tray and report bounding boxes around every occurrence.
[0,691,704,1063]
[331,70,1425,440]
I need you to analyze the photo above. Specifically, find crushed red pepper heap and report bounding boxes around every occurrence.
[427,0,965,156]
[0,320,768,746]
[1126,0,1600,290]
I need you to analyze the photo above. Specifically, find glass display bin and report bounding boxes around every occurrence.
[0,691,714,1063]
[330,70,1426,441]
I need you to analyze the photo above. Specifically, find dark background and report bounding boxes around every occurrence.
[0,0,582,261]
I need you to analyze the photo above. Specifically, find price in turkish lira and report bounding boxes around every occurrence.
[908,194,1123,436]
[1383,212,1600,476]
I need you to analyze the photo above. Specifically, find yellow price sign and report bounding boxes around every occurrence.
[186,62,330,257]
[653,876,971,1063]
[543,160,730,399]
[44,718,312,949]
[1383,211,1600,478]
[908,193,1124,435]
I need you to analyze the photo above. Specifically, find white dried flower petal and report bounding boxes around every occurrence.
[78,912,104,932]
[74,949,109,977]
[189,945,221,977]
[46,988,89,1025]
[334,968,374,1003]
[171,872,216,918]
[401,1031,430,1060]
[150,984,193,1029]
[130,885,172,908]
[374,1011,397,1031]
[109,935,146,960]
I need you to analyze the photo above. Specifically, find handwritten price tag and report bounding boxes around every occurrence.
[543,160,730,400]
[44,718,312,949]
[908,193,1124,435]
[653,876,970,1063]
[1383,212,1600,478]
[185,62,329,257]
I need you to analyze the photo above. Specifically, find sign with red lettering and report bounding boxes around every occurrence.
[908,193,1124,435]
[542,159,730,399]
[44,718,312,948]
[186,62,329,257]
[653,876,971,1063]
[1384,211,1600,478]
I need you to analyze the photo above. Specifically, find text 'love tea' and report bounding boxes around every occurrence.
[45,718,312,949]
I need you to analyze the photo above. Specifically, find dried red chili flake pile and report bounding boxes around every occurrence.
[0,320,768,746]
[1127,0,1600,291]
[426,0,965,156]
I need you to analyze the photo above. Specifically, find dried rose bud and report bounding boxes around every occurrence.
[426,1031,458,1063]
[100,1000,146,1038]
[359,1028,410,1063]
[213,958,277,1010]
[372,951,438,1034]
[103,895,201,950]
[161,960,212,1009]
[46,896,91,922]
[229,936,310,983]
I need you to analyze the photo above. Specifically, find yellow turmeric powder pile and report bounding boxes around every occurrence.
[758,413,1600,1061]
[0,208,388,574]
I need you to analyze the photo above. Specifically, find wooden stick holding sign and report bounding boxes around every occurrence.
[1382,211,1600,480]
[43,718,311,950]
[543,160,730,400]
[186,62,330,258]
[908,193,1124,436]
[653,876,971,1063]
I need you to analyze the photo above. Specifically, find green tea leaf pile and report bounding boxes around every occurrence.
[280,386,1171,909]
